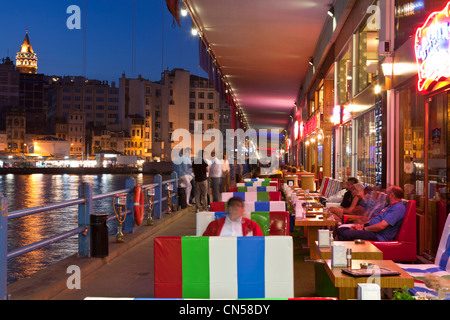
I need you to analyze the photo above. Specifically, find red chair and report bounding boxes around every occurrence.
[210,202,226,212]
[369,200,417,262]
[269,191,281,201]
[268,211,290,235]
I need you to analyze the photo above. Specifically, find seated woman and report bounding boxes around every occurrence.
[329,183,367,223]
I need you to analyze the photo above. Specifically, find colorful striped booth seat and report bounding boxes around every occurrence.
[221,191,281,202]
[397,214,450,299]
[324,179,342,198]
[228,186,277,192]
[154,236,294,299]
[369,200,417,262]
[196,211,290,236]
[236,181,278,188]
[319,177,330,196]
[210,201,286,213]
[244,178,280,190]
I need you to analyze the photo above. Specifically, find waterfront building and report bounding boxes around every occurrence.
[5,107,26,153]
[119,69,222,160]
[118,74,166,159]
[50,76,120,156]
[0,57,20,114]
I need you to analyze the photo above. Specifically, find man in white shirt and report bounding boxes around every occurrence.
[202,197,263,236]
[209,151,223,202]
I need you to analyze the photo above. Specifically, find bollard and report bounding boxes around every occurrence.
[90,213,109,258]
[153,174,162,219]
[123,177,135,233]
[170,171,178,211]
[78,183,92,258]
[0,195,8,300]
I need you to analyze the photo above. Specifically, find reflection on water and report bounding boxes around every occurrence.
[0,173,158,284]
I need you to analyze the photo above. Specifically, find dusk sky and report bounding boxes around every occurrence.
[0,0,206,83]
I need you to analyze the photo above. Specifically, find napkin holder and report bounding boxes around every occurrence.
[357,283,381,300]
[318,229,330,247]
[331,245,347,267]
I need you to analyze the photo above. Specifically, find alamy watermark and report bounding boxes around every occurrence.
[171,121,280,175]
[66,5,81,30]
[66,265,81,290]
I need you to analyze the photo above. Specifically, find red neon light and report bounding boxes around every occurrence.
[299,121,305,139]
[294,120,299,140]
[304,114,320,137]
[415,2,450,92]
[331,105,341,125]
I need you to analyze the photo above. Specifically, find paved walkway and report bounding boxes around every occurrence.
[8,205,317,300]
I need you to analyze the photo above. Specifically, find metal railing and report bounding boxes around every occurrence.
[0,172,179,300]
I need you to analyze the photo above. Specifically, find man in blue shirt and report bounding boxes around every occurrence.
[337,186,406,242]
[173,148,193,206]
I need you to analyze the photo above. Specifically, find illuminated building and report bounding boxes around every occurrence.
[15,30,37,74]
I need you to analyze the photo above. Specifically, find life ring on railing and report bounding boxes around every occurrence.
[134,185,144,226]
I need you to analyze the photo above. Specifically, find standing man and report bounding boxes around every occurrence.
[192,150,209,212]
[209,151,223,202]
[222,153,230,192]
[172,148,193,206]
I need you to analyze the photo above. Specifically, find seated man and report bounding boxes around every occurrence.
[337,186,406,242]
[202,197,263,236]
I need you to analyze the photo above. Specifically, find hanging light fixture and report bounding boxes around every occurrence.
[327,7,335,18]
[191,21,199,36]
[181,3,188,17]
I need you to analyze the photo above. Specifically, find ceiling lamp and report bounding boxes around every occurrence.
[191,22,199,36]
[327,7,335,18]
[181,3,188,17]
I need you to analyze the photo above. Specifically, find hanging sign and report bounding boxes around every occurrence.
[415,1,450,93]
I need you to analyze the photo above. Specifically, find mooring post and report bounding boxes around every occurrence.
[153,174,162,219]
[0,195,8,300]
[78,183,92,258]
[170,171,178,211]
[124,177,135,233]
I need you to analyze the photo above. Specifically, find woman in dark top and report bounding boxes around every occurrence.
[330,183,367,223]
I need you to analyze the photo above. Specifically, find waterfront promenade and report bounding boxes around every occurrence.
[7,205,315,300]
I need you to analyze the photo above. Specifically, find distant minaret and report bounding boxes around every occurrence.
[15,29,38,74]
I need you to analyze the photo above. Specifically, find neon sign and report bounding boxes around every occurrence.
[304,114,320,137]
[299,121,305,139]
[294,120,299,140]
[415,1,450,92]
[330,105,341,125]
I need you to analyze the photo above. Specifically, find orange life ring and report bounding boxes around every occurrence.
[134,185,144,226]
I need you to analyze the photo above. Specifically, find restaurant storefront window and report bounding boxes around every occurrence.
[339,122,353,182]
[357,18,379,94]
[337,44,352,105]
[428,93,448,196]
[394,0,450,258]
[356,109,377,185]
